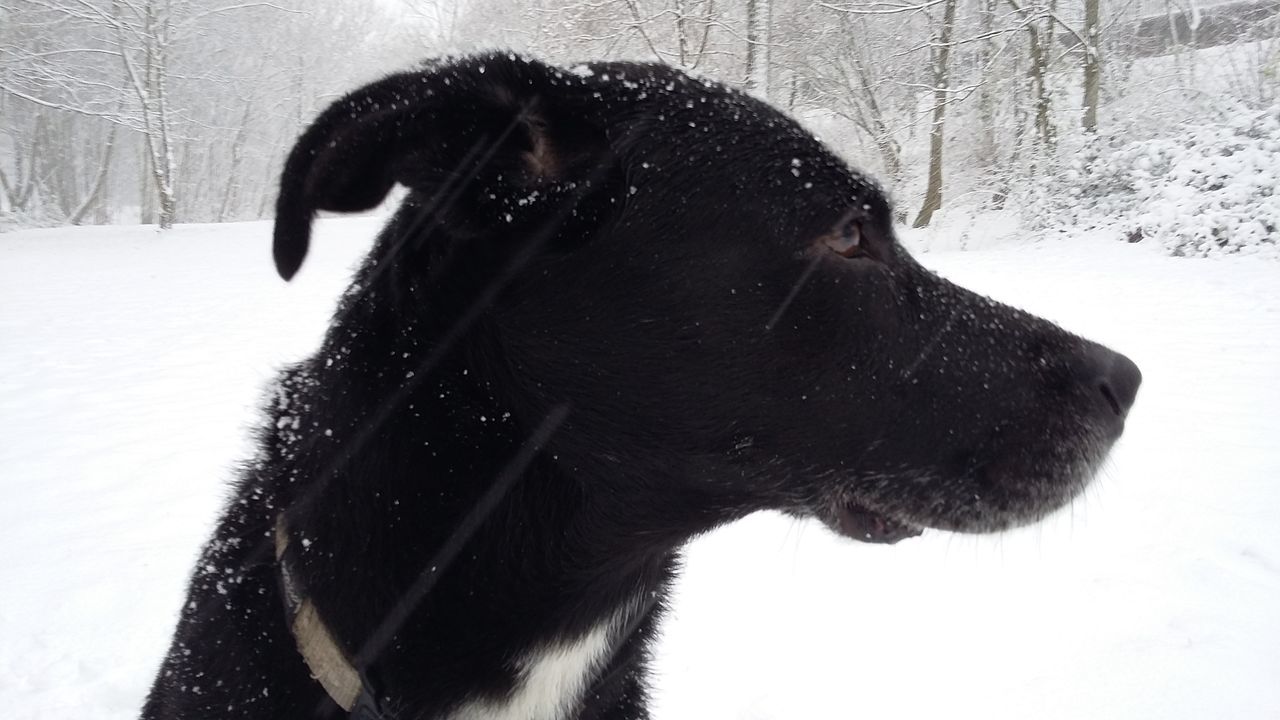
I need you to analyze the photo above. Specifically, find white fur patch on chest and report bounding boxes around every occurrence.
[448,601,637,720]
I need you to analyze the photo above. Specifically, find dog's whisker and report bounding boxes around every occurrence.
[898,303,961,383]
[764,254,823,332]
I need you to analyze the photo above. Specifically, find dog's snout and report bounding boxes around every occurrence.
[1078,345,1142,417]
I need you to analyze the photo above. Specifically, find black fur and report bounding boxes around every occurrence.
[143,53,1140,720]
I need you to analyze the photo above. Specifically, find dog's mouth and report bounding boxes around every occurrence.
[809,418,1119,545]
[830,501,924,544]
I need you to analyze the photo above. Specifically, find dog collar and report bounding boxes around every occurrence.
[274,515,390,719]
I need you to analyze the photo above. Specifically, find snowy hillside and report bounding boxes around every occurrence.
[1,218,1277,719]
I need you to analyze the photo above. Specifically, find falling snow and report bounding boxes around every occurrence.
[1,217,1278,719]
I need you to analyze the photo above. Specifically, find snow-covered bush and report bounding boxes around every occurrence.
[0,203,67,234]
[1029,105,1280,258]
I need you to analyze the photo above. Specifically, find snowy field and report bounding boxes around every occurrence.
[1,217,1278,719]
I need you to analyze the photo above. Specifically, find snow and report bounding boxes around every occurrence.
[2,218,1278,719]
[1030,104,1280,258]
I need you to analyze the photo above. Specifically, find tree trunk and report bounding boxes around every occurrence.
[149,2,177,229]
[42,115,74,218]
[912,0,958,228]
[117,0,178,229]
[70,121,117,225]
[1027,20,1056,149]
[976,0,999,168]
[140,139,154,224]
[217,101,253,223]
[675,0,690,67]
[745,0,770,95]
[1082,0,1101,132]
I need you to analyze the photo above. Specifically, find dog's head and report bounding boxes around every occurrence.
[275,53,1140,545]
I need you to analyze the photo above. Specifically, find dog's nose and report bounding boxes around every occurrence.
[1078,345,1142,417]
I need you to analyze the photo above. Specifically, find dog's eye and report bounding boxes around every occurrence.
[824,221,867,259]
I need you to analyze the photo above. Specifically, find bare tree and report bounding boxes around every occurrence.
[745,0,771,92]
[1004,0,1058,151]
[974,0,1001,169]
[4,0,1274,233]
[800,21,909,183]
[913,0,959,227]
[1082,0,1101,131]
[1,0,417,227]
[111,0,179,227]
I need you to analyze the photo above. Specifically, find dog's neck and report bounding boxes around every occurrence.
[269,271,675,718]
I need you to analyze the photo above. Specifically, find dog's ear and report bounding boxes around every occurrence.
[272,54,607,280]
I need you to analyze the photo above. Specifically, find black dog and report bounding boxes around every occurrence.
[142,53,1140,720]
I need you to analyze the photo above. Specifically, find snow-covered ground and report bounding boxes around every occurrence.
[1,218,1277,719]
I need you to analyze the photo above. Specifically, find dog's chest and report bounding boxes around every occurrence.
[448,606,632,720]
